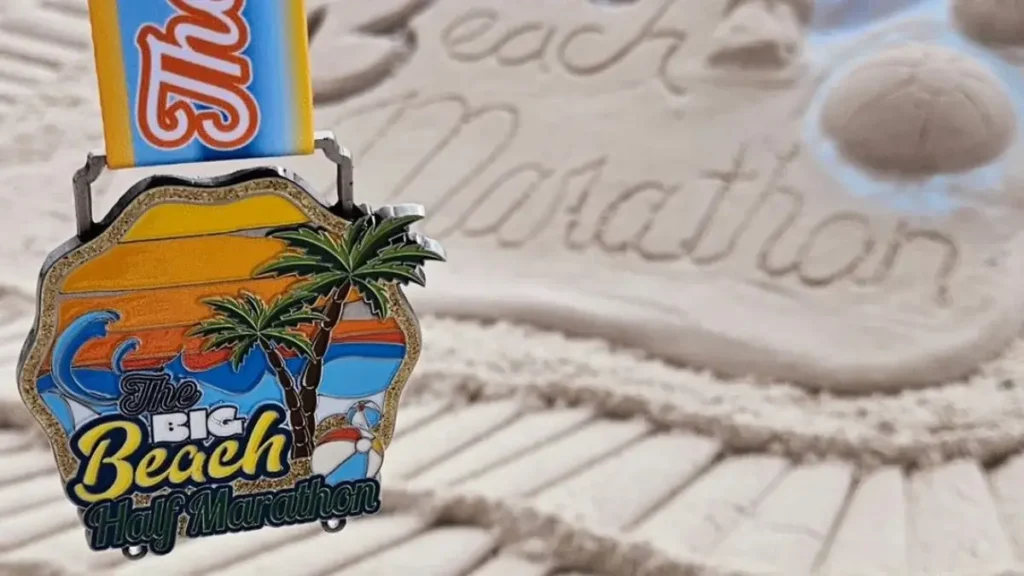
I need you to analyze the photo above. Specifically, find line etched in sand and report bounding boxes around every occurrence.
[820,467,908,576]
[335,526,498,576]
[0,475,64,516]
[470,555,552,576]
[392,398,454,438]
[112,525,318,575]
[411,407,595,489]
[458,419,651,498]
[0,500,78,552]
[210,515,429,576]
[385,400,523,479]
[710,461,854,574]
[908,460,1016,575]
[2,527,123,573]
[632,454,790,560]
[984,454,1024,563]
[0,450,55,485]
[530,432,721,529]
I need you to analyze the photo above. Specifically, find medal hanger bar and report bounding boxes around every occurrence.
[71,131,355,238]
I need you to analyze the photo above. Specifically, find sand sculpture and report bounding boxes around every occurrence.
[1,1,1024,575]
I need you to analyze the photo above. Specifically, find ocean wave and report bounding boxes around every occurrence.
[38,310,406,432]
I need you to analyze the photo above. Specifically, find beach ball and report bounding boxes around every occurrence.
[312,426,384,486]
[346,400,382,431]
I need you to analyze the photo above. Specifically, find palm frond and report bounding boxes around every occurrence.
[263,291,318,327]
[365,244,446,269]
[352,277,391,319]
[239,292,269,327]
[348,214,424,268]
[202,297,261,331]
[352,264,426,286]
[294,271,346,300]
[205,331,256,353]
[268,227,348,270]
[278,309,327,326]
[264,329,315,358]
[336,222,355,261]
[255,254,333,279]
[343,215,374,260]
[228,337,258,371]
[188,322,246,342]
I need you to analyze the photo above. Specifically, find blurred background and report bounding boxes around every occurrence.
[0,0,1024,574]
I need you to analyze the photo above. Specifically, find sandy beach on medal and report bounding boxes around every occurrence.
[2,1,1024,575]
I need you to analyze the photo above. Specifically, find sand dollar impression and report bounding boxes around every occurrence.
[821,44,1017,176]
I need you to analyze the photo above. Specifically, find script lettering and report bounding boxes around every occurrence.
[440,1,690,93]
[67,406,290,506]
[135,0,260,150]
[334,90,965,302]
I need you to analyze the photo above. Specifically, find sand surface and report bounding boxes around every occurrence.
[0,0,1023,575]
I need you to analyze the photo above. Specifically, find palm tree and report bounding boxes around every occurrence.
[189,291,325,459]
[255,211,444,441]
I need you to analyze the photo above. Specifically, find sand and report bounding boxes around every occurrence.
[0,0,1023,575]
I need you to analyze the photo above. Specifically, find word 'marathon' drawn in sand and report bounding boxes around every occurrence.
[337,91,960,303]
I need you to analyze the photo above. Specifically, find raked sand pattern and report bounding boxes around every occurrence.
[2,0,1024,575]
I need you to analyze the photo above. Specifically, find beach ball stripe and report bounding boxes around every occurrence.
[346,400,382,431]
[312,426,383,486]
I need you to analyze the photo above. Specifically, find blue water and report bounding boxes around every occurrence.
[37,310,405,435]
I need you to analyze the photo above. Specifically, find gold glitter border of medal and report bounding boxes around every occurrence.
[18,177,422,514]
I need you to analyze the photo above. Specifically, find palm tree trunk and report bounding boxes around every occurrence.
[261,343,312,460]
[299,284,349,441]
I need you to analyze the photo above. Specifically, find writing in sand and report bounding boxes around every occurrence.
[335,91,961,301]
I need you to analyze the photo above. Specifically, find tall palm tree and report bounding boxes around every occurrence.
[189,291,325,459]
[255,211,444,441]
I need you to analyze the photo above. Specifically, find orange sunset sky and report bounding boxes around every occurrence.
[47,193,403,373]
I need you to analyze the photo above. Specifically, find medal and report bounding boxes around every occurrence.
[17,0,444,560]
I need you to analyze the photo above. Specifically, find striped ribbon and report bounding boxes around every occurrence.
[88,0,314,169]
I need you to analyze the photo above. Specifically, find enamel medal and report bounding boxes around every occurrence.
[17,0,444,560]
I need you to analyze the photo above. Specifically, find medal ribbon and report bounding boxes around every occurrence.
[88,0,314,169]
